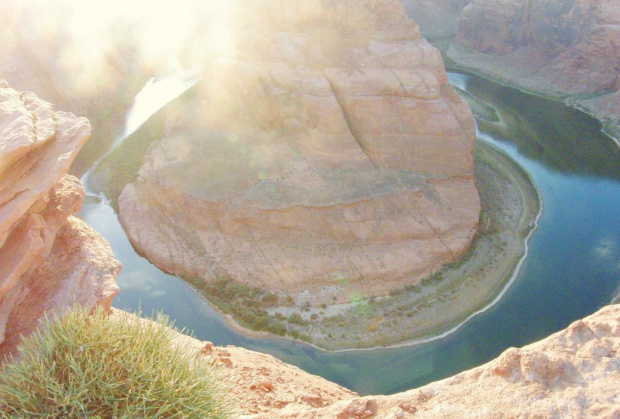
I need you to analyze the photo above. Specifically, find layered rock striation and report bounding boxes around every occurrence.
[114,0,480,306]
[450,0,620,137]
[0,80,121,358]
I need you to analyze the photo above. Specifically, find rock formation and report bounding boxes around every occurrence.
[191,339,359,416]
[113,0,480,306]
[0,1,158,176]
[450,0,620,137]
[0,80,121,358]
[175,304,619,418]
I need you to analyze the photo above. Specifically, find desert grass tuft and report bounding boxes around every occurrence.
[0,305,234,418]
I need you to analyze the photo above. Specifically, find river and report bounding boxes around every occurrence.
[78,71,620,396]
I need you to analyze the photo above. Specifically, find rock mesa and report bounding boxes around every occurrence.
[0,80,121,358]
[116,0,480,305]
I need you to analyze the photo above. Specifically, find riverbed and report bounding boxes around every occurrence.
[78,71,620,396]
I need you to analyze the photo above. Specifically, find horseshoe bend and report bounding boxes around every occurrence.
[0,0,618,416]
[89,0,541,349]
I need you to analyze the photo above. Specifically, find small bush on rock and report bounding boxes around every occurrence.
[0,305,233,418]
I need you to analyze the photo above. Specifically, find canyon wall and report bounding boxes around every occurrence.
[110,0,480,306]
[449,0,620,137]
[0,1,167,115]
[0,80,121,358]
[0,1,163,176]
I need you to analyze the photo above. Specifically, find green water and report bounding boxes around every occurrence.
[78,71,620,395]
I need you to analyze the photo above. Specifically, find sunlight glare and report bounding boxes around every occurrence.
[21,0,237,94]
[123,67,202,139]
[66,0,198,69]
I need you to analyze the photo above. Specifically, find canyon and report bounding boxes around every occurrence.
[0,0,618,417]
[0,73,617,414]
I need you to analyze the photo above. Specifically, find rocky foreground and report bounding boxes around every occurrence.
[110,0,480,307]
[170,304,619,418]
[0,80,121,357]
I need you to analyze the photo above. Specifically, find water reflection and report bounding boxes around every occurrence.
[449,72,620,177]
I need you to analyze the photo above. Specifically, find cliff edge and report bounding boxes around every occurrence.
[173,304,619,418]
[0,80,121,358]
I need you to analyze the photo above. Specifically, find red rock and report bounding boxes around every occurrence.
[251,380,275,392]
[0,80,121,358]
[200,341,214,354]
[302,394,324,407]
[452,0,620,133]
[116,0,480,314]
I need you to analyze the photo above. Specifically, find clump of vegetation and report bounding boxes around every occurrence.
[188,276,289,336]
[0,305,233,418]
[287,313,308,326]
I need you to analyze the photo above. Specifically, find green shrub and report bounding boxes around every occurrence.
[264,321,287,336]
[287,313,309,326]
[0,306,233,418]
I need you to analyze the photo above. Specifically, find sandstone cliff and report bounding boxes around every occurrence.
[0,80,121,358]
[108,0,480,311]
[173,304,619,418]
[450,0,620,138]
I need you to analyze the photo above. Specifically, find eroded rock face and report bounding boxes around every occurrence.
[452,0,620,135]
[213,304,619,418]
[0,80,121,357]
[116,0,480,305]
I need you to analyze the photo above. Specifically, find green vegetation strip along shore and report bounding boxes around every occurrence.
[182,140,541,350]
